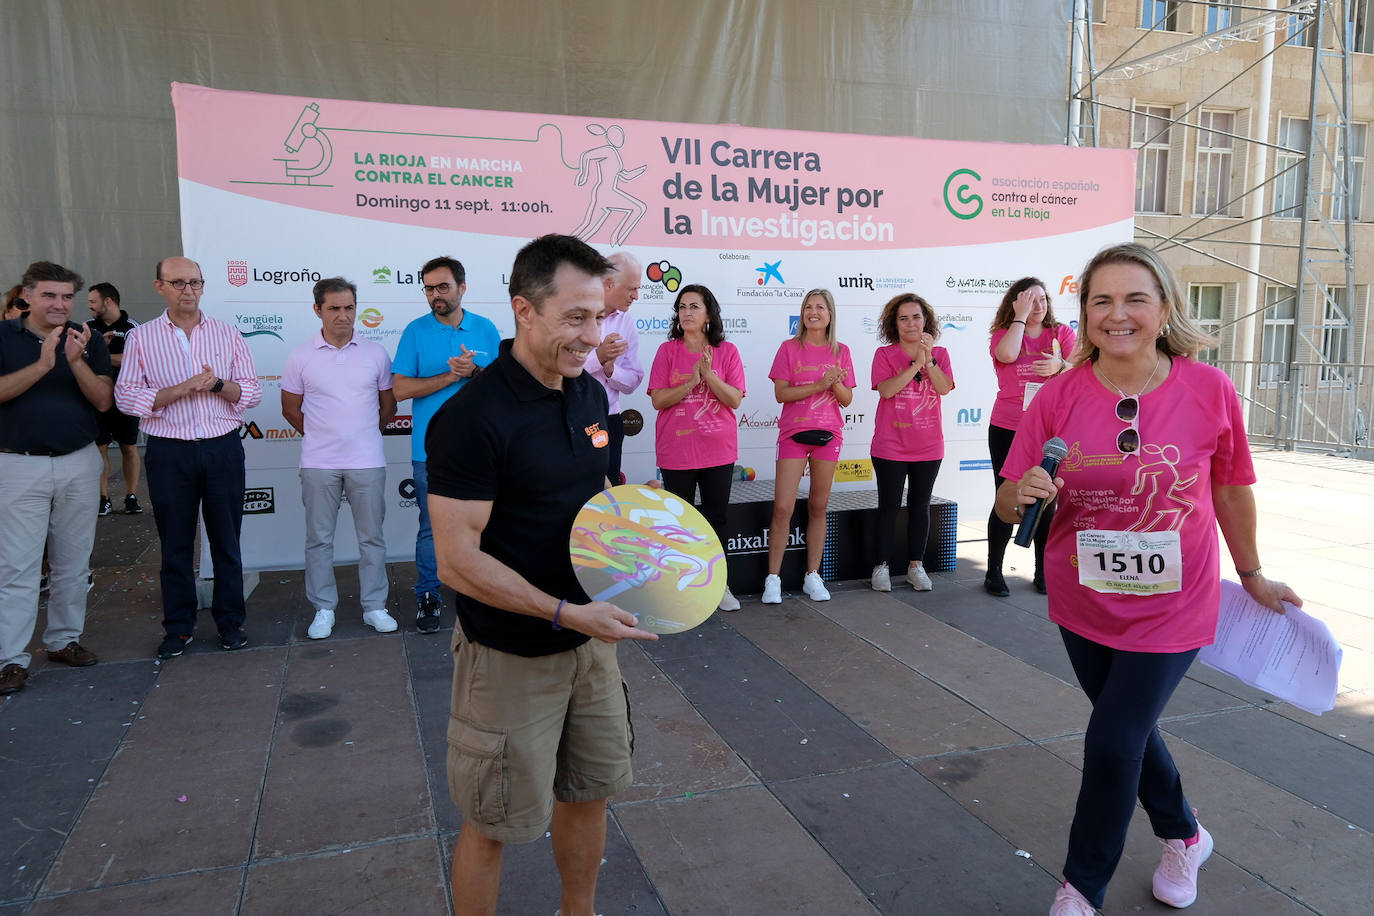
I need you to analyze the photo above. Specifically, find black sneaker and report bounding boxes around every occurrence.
[983,570,1010,597]
[1033,570,1047,594]
[124,494,143,515]
[157,634,192,659]
[99,497,113,516]
[220,628,248,651]
[416,592,442,633]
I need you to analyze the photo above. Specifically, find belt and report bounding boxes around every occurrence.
[0,446,76,457]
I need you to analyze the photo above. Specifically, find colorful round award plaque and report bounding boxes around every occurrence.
[570,485,726,634]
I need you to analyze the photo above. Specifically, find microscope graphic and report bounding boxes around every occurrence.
[276,103,333,185]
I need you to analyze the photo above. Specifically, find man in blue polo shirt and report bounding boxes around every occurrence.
[392,256,500,633]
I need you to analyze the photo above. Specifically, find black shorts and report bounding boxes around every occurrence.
[96,408,140,447]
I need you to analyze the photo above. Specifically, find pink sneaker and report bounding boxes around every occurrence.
[1049,882,1096,915]
[1152,824,1213,908]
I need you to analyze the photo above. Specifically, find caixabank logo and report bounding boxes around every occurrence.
[738,259,802,301]
[243,487,275,514]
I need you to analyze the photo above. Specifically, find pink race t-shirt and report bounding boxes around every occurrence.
[869,344,954,462]
[1001,358,1255,653]
[648,338,747,470]
[988,324,1077,430]
[768,339,856,441]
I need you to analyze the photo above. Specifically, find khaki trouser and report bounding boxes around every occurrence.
[0,444,101,667]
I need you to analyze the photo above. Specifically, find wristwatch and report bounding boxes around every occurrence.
[211,377,225,393]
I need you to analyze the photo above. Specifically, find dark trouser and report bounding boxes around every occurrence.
[871,456,942,567]
[1060,627,1199,907]
[145,432,247,638]
[606,413,625,485]
[987,424,1053,576]
[659,464,734,545]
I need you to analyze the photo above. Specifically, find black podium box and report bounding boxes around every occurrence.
[719,480,957,592]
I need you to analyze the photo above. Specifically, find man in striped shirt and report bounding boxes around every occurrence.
[115,256,262,660]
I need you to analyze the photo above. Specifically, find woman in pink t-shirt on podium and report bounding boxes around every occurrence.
[868,293,954,592]
[997,244,1300,915]
[761,289,855,605]
[647,284,747,612]
[985,277,1075,596]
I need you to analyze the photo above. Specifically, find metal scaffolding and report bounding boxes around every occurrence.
[1067,0,1361,453]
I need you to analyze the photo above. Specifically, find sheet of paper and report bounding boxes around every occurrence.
[1198,580,1342,716]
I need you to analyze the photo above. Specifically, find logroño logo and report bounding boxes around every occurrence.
[227,260,249,288]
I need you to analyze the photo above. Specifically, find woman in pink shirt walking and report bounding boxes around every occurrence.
[868,293,954,592]
[648,284,747,612]
[761,289,854,605]
[985,277,1075,596]
[997,244,1300,915]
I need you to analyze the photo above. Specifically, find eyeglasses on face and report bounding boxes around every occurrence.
[163,279,205,291]
[1115,396,1140,454]
[423,282,453,295]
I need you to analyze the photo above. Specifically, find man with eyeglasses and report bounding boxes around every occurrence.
[391,256,499,634]
[115,257,262,660]
[583,251,643,486]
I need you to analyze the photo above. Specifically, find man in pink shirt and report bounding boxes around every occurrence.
[583,251,643,485]
[281,278,397,640]
[115,256,261,660]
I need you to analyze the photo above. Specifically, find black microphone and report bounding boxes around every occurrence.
[1014,436,1068,548]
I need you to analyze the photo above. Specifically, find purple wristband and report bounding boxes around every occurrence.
[552,599,566,630]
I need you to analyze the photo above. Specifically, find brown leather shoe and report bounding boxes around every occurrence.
[0,663,27,694]
[46,642,99,667]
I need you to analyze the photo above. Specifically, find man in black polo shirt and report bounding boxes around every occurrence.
[0,261,113,695]
[427,234,657,916]
[86,281,143,515]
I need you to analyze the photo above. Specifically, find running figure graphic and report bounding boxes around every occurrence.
[570,124,647,246]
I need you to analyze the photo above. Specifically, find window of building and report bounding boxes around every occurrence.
[1133,104,1173,213]
[1194,110,1235,215]
[1320,288,1353,382]
[1187,284,1223,365]
[1141,0,1180,31]
[1274,115,1309,218]
[1332,122,1367,221]
[1286,8,1318,47]
[1261,285,1295,384]
[1354,0,1373,54]
[1206,0,1238,32]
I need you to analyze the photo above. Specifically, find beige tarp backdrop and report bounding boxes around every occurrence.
[2,0,1067,318]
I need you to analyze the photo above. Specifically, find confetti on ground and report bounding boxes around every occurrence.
[1015,849,1032,859]
[176,795,188,803]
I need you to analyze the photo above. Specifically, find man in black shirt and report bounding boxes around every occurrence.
[0,261,113,695]
[86,282,143,515]
[426,234,656,916]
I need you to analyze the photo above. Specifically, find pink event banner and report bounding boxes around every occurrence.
[172,83,1135,251]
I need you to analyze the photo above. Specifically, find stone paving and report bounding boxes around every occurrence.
[1,450,1371,915]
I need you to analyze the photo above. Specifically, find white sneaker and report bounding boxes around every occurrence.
[307,609,335,639]
[908,564,933,591]
[802,571,830,601]
[363,609,398,633]
[871,562,891,592]
[761,574,782,604]
[718,586,741,612]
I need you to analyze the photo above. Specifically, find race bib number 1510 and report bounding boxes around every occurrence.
[1075,529,1182,595]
